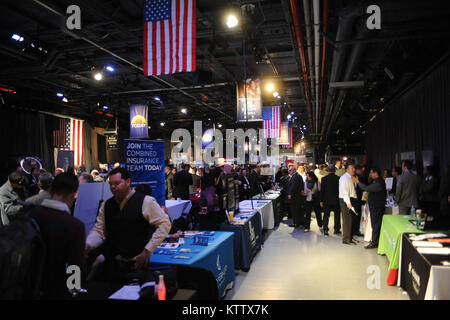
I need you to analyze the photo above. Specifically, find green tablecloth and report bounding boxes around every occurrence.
[378,214,424,270]
[252,192,281,227]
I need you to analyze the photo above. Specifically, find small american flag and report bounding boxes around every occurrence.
[53,118,85,166]
[143,0,196,76]
[262,106,281,138]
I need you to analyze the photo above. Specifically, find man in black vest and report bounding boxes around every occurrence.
[86,167,171,282]
[352,167,386,249]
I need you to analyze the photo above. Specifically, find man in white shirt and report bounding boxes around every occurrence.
[339,163,358,245]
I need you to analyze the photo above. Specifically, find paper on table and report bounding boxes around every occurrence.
[409,233,449,241]
[416,247,450,255]
[109,285,140,300]
[412,241,443,248]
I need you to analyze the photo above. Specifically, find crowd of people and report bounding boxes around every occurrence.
[0,157,449,299]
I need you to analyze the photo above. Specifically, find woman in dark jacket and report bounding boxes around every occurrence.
[198,167,223,230]
[303,171,323,232]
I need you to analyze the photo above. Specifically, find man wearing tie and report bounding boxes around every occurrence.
[339,163,358,245]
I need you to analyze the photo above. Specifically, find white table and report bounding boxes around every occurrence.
[238,199,274,230]
[165,200,192,220]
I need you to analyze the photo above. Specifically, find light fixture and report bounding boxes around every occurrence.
[277,95,281,99]
[301,142,305,147]
[265,83,275,92]
[148,126,151,129]
[225,15,239,28]
[181,108,187,114]
[287,114,292,120]
[105,65,115,72]
[202,133,213,143]
[62,97,68,103]
[94,72,103,81]
[103,105,109,110]
[56,92,64,97]
[291,112,294,115]
[11,34,24,42]
[154,96,161,102]
[218,123,222,128]
[160,122,165,126]
[273,91,279,98]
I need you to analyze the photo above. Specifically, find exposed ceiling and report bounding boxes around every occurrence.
[1,0,449,154]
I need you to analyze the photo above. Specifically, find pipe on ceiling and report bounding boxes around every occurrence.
[318,0,328,135]
[320,3,364,139]
[302,0,315,124]
[325,18,369,140]
[289,0,314,131]
[313,0,320,134]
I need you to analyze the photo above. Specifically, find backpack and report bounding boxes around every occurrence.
[0,210,46,299]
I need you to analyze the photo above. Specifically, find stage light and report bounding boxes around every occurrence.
[287,114,291,119]
[218,123,222,128]
[56,93,64,97]
[62,97,68,103]
[94,72,103,81]
[105,65,115,72]
[277,95,281,99]
[265,83,275,92]
[181,108,188,114]
[103,105,109,110]
[160,122,165,126]
[273,91,279,98]
[154,96,161,101]
[226,15,239,28]
[291,112,294,115]
[11,34,24,42]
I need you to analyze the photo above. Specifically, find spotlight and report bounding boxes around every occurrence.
[56,93,64,97]
[105,65,115,72]
[225,15,239,28]
[160,122,165,126]
[287,115,291,120]
[291,112,294,115]
[148,126,151,129]
[181,108,188,114]
[301,142,305,147]
[62,97,68,103]
[218,123,222,128]
[94,72,103,81]
[11,34,24,42]
[265,83,274,92]
[273,91,279,98]
[277,95,281,99]
[103,105,109,110]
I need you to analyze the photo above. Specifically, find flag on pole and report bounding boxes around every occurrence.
[53,118,84,166]
[143,0,196,76]
[262,106,281,138]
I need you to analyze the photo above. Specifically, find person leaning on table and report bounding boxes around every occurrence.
[352,167,386,249]
[85,167,171,283]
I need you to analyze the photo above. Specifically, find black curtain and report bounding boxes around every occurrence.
[97,134,106,164]
[365,53,450,176]
[0,108,56,182]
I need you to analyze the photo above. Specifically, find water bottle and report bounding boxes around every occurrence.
[416,209,422,229]
[157,275,166,300]
[410,206,416,221]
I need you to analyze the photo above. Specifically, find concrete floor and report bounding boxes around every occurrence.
[225,214,410,300]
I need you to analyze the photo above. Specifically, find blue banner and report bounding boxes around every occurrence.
[125,139,165,206]
[129,104,149,139]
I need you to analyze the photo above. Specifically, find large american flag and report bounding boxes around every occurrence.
[143,0,196,76]
[53,118,85,166]
[262,106,281,138]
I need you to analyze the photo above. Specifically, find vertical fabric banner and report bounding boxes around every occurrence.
[236,79,263,122]
[130,104,149,138]
[278,121,290,145]
[125,139,165,206]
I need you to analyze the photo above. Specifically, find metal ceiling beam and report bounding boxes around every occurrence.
[329,81,364,88]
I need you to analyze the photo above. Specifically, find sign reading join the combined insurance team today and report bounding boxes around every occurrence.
[125,139,165,206]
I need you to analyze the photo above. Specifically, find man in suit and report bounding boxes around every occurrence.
[173,163,193,200]
[248,165,262,197]
[320,165,341,236]
[238,168,251,201]
[396,160,421,214]
[353,167,386,249]
[287,166,305,228]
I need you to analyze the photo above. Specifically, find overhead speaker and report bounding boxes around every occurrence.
[193,70,213,84]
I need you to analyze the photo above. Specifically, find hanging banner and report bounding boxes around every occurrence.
[236,79,263,122]
[278,121,290,145]
[125,139,165,206]
[107,134,119,150]
[129,104,149,138]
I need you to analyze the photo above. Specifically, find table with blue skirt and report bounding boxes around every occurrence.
[219,210,263,271]
[149,231,235,299]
